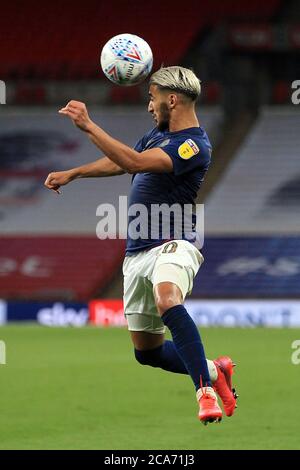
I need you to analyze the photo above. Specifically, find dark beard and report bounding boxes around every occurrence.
[157,102,170,131]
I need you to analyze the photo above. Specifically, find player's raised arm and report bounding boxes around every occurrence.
[58,100,173,174]
[44,157,125,194]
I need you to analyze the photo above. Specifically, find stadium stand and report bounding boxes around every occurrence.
[0,236,125,301]
[0,0,281,80]
[190,107,300,299]
[205,107,300,234]
[193,236,300,298]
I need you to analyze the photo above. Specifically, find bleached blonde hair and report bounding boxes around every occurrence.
[149,66,201,101]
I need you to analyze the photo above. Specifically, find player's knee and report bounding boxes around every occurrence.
[154,282,183,316]
[155,297,177,316]
[155,292,182,316]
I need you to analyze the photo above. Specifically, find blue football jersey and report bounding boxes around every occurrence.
[126,126,212,255]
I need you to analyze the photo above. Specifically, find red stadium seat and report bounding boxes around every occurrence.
[0,0,281,79]
[0,237,125,301]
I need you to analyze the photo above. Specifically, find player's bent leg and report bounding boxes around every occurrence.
[124,245,226,423]
[153,277,222,424]
[131,330,236,398]
[130,330,189,373]
[128,314,233,420]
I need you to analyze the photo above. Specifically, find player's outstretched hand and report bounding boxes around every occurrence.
[59,100,94,132]
[44,170,74,194]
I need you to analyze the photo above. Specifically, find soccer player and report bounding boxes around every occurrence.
[44,66,237,424]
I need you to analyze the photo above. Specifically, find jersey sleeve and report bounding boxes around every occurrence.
[161,137,211,175]
[134,137,145,152]
[134,128,156,153]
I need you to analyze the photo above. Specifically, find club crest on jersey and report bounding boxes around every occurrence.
[178,139,200,160]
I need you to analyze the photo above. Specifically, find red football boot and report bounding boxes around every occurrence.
[197,386,223,425]
[213,356,238,417]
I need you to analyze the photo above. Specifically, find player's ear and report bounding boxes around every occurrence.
[169,93,178,109]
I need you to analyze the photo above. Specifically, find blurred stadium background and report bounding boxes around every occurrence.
[0,0,300,450]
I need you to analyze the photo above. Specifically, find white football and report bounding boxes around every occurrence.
[100,33,153,86]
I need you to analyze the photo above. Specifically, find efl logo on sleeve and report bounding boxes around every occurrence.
[178,139,199,159]
[0,81,6,104]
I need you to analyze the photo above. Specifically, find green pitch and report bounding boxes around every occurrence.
[0,325,299,450]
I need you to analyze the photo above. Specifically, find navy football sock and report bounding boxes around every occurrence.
[135,340,188,374]
[161,304,211,390]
